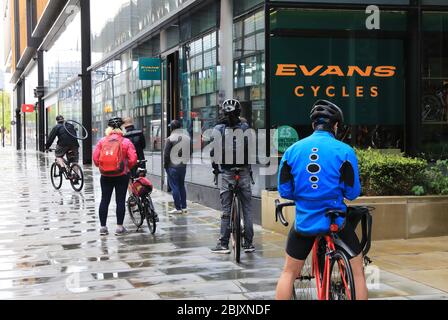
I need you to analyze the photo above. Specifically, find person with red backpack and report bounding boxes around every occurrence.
[93,117,138,236]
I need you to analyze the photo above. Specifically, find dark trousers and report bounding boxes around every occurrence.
[99,174,129,226]
[166,166,187,210]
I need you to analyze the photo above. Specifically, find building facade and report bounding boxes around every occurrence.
[5,0,448,222]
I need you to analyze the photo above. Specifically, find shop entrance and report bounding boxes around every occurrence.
[166,51,180,134]
[160,51,180,190]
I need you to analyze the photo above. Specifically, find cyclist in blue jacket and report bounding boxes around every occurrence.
[275,100,368,300]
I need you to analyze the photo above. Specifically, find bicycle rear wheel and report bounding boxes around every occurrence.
[127,196,144,228]
[50,162,63,190]
[231,197,241,264]
[69,164,84,192]
[292,256,315,300]
[145,197,157,235]
[329,250,356,300]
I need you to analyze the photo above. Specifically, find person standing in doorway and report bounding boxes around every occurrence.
[123,117,146,167]
[164,120,190,214]
[93,117,137,236]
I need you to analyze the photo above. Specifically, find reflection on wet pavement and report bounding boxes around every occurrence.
[1,148,447,300]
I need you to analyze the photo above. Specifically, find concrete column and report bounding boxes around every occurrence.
[80,0,92,164]
[218,0,233,103]
[160,29,168,54]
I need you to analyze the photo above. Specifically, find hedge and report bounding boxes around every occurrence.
[355,149,427,196]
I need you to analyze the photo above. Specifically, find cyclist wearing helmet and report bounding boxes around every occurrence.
[45,115,80,167]
[93,117,137,236]
[275,100,368,300]
[210,99,255,254]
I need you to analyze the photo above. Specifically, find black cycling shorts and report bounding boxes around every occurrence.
[55,146,79,163]
[286,223,362,261]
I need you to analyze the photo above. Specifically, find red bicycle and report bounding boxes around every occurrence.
[275,200,373,300]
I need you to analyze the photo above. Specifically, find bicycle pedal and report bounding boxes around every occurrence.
[364,256,373,265]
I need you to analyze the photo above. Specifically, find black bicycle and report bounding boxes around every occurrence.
[275,201,373,300]
[127,160,157,234]
[48,149,84,192]
[214,167,254,264]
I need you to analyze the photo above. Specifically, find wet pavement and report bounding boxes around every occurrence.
[0,148,447,300]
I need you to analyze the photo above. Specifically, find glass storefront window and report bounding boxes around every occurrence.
[421,12,448,160]
[270,8,407,151]
[91,0,190,65]
[44,9,82,93]
[179,30,219,186]
[233,9,266,129]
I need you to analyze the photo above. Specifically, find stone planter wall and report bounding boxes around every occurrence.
[262,191,448,240]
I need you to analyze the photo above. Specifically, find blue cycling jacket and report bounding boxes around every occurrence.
[278,130,361,235]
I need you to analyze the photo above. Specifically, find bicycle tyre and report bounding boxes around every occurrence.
[64,120,89,140]
[69,164,84,192]
[292,256,315,300]
[50,162,63,190]
[231,197,241,264]
[127,196,144,228]
[145,197,157,235]
[329,250,356,300]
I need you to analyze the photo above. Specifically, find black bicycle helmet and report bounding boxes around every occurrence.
[56,115,65,123]
[108,117,124,129]
[221,99,242,115]
[310,99,344,125]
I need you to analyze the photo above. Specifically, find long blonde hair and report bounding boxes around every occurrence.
[105,127,123,136]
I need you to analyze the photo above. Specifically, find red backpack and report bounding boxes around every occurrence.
[99,135,125,176]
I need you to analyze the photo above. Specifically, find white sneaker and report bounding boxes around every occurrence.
[182,208,188,214]
[168,209,183,214]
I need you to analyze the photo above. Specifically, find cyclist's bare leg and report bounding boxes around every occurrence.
[275,253,305,300]
[56,157,66,169]
[350,254,368,300]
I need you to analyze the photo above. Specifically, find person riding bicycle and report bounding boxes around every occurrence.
[275,99,368,300]
[45,115,80,169]
[210,99,255,254]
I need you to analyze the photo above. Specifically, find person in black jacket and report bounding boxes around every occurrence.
[45,115,80,167]
[123,117,146,168]
[164,120,191,214]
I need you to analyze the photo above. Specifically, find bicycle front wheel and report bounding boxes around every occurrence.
[127,196,144,228]
[50,163,63,190]
[145,197,157,235]
[69,164,84,192]
[329,250,356,300]
[231,197,241,264]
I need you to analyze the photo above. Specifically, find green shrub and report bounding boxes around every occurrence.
[355,148,427,196]
[421,160,448,195]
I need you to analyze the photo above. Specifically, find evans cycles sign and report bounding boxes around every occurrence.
[269,37,404,126]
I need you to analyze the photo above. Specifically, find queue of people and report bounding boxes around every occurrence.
[47,97,368,300]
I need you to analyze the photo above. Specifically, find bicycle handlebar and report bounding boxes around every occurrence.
[274,201,374,258]
[275,199,294,227]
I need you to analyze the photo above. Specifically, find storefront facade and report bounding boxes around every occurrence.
[85,0,448,218]
[8,0,448,222]
[267,0,448,161]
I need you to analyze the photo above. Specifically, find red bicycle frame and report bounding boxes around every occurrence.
[311,234,352,300]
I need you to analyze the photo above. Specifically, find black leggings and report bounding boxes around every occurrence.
[99,175,129,227]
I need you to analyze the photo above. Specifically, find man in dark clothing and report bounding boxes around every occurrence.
[164,120,191,214]
[45,115,80,165]
[123,117,146,161]
[210,99,255,254]
[123,117,146,177]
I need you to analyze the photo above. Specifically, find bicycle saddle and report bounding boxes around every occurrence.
[325,210,346,220]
